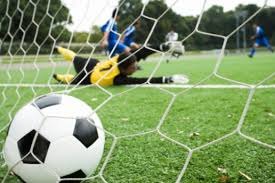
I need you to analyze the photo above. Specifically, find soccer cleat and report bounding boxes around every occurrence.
[248,54,253,58]
[53,73,74,84]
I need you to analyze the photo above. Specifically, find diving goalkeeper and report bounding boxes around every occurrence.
[53,46,188,86]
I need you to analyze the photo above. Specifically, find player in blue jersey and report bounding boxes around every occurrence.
[100,8,130,56]
[248,23,274,58]
[122,20,141,49]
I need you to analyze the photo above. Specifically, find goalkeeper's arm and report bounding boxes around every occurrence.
[113,75,169,85]
[130,44,169,61]
[113,75,188,85]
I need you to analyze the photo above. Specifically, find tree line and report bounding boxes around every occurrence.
[117,0,275,50]
[0,0,274,54]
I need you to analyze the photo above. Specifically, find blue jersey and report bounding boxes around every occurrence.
[254,26,271,47]
[123,25,136,46]
[256,26,265,39]
[101,18,128,56]
[101,18,119,43]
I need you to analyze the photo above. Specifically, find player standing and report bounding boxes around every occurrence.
[100,8,131,56]
[164,28,184,61]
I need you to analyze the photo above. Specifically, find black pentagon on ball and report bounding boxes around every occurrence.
[60,169,86,183]
[73,118,98,148]
[33,94,62,109]
[17,130,50,164]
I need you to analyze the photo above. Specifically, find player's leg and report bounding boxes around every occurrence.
[71,56,98,73]
[131,43,140,49]
[262,37,274,53]
[131,45,165,61]
[248,42,258,58]
[56,46,76,61]
[53,74,75,84]
[117,43,131,54]
[70,56,100,85]
[53,72,91,85]
[129,42,140,50]
[53,56,99,85]
[171,42,184,58]
[108,42,130,57]
[53,46,76,83]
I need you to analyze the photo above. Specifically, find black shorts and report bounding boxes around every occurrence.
[71,56,99,85]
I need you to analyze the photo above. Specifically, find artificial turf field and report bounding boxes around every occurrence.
[0,52,274,182]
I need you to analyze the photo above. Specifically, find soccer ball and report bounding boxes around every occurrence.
[3,94,105,183]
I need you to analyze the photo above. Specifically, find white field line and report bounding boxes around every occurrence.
[0,84,274,89]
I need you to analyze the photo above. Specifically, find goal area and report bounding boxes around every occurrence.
[0,0,274,182]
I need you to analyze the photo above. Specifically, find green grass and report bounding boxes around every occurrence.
[161,89,249,148]
[0,52,274,182]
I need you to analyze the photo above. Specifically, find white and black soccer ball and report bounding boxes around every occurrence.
[3,94,105,183]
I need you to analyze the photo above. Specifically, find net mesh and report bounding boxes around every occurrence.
[0,0,274,182]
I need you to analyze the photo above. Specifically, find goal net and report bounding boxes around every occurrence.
[0,0,274,182]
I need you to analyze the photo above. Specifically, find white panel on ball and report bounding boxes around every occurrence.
[45,136,92,177]
[17,164,58,183]
[3,137,21,171]
[82,138,105,175]
[39,117,76,142]
[8,104,43,141]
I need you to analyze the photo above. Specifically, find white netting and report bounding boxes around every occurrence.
[0,0,274,182]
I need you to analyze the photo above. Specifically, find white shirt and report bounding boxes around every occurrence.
[166,31,178,42]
